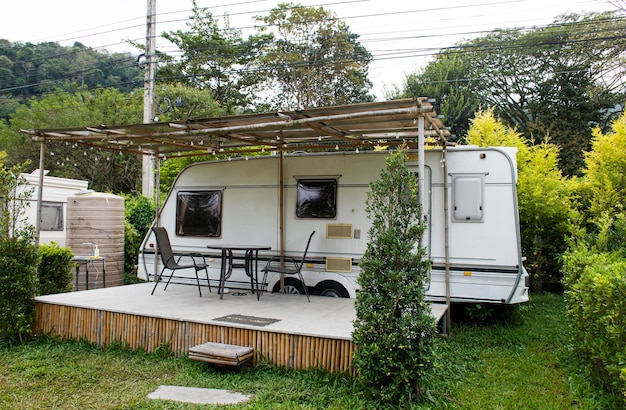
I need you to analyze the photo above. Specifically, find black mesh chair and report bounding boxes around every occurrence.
[151,226,210,296]
[261,231,315,302]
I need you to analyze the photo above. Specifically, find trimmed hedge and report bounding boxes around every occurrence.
[123,195,154,284]
[37,242,74,295]
[0,237,38,344]
[563,248,626,401]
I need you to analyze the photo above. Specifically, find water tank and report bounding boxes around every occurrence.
[66,192,125,289]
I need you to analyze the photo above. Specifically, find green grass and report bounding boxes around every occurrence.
[0,293,621,409]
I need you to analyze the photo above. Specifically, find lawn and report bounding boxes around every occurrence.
[0,293,621,409]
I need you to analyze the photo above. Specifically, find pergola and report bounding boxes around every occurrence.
[21,96,453,313]
[21,96,451,234]
[22,97,450,158]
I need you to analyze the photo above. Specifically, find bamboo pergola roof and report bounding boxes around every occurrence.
[21,98,450,158]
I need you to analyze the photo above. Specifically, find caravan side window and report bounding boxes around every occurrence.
[296,179,337,218]
[40,201,63,231]
[452,175,484,222]
[176,191,222,237]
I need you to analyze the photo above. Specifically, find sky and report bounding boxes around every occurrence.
[0,0,621,99]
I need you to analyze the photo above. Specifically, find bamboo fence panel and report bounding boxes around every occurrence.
[34,301,356,373]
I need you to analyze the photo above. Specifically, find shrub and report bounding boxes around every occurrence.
[352,149,436,405]
[37,242,74,295]
[0,237,38,344]
[562,243,626,402]
[123,195,154,284]
[123,220,141,284]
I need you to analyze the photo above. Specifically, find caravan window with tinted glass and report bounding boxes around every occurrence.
[176,191,222,236]
[296,179,337,218]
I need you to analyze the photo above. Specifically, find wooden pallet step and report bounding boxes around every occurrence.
[189,342,254,366]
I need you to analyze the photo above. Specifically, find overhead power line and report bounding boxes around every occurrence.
[0,1,622,97]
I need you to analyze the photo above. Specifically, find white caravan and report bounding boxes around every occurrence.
[20,170,89,246]
[138,147,529,304]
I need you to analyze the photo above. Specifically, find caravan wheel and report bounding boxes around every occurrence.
[314,281,349,298]
[272,278,306,295]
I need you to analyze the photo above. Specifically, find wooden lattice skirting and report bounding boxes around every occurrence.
[34,301,356,374]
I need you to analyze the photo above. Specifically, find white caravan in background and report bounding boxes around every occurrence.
[138,147,529,304]
[21,170,89,246]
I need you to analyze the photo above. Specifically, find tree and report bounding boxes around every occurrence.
[152,83,225,122]
[580,111,626,222]
[0,39,142,116]
[352,149,436,404]
[399,12,626,176]
[159,0,271,112]
[254,2,373,110]
[396,49,482,139]
[0,87,144,193]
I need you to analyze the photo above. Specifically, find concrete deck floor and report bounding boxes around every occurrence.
[36,283,448,340]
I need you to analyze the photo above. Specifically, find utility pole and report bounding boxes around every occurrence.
[142,0,156,198]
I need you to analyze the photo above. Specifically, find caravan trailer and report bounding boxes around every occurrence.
[138,147,529,304]
[21,171,89,246]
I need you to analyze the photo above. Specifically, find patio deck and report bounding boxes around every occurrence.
[34,283,447,373]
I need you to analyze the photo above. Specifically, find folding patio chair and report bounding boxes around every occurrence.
[150,226,211,296]
[261,231,315,302]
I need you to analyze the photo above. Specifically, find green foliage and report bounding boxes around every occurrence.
[152,83,226,121]
[560,112,626,404]
[400,12,625,176]
[0,237,37,344]
[562,241,626,402]
[255,2,373,109]
[0,163,36,242]
[0,40,141,119]
[1,87,143,193]
[517,143,576,289]
[582,112,626,222]
[352,149,436,405]
[396,50,482,139]
[36,242,74,295]
[124,195,155,236]
[159,0,272,112]
[123,195,155,284]
[0,162,37,344]
[465,108,528,150]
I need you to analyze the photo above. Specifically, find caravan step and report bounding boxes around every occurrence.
[189,342,254,367]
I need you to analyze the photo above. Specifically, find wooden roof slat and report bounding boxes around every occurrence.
[21,98,451,156]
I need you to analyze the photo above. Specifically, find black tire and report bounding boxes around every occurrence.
[272,277,306,294]
[313,281,349,298]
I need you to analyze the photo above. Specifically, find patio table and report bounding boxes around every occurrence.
[71,256,105,290]
[206,245,271,300]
